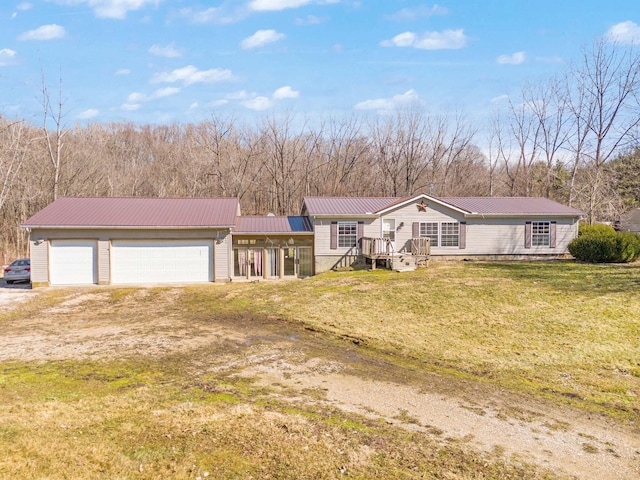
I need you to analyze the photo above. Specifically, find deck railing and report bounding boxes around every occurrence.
[360,237,430,257]
[410,237,430,255]
[361,237,394,257]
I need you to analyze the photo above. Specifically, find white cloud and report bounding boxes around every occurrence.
[606,21,640,45]
[189,102,199,110]
[273,85,299,99]
[115,68,131,75]
[12,2,32,18]
[380,29,467,50]
[0,49,17,66]
[496,51,525,65]
[121,103,141,111]
[18,24,66,41]
[490,94,509,104]
[153,87,180,98]
[387,5,448,22]
[241,29,285,49]
[243,96,274,110]
[77,109,99,119]
[151,65,233,85]
[127,87,180,104]
[218,87,298,111]
[54,0,159,20]
[295,15,324,25]
[179,6,245,25]
[127,92,147,103]
[248,0,311,11]
[354,89,420,112]
[226,90,250,100]
[149,43,181,58]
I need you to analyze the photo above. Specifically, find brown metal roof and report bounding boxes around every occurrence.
[438,197,584,216]
[303,197,397,216]
[22,197,240,228]
[235,216,313,234]
[303,195,583,217]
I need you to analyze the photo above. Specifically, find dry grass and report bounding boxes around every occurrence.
[0,357,557,479]
[180,261,640,420]
[1,260,637,478]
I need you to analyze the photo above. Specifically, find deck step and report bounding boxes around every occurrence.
[392,256,417,272]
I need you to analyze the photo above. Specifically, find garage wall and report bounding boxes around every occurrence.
[29,227,232,286]
[98,240,110,284]
[29,238,49,285]
[215,231,232,281]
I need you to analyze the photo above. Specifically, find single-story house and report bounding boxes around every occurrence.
[22,194,583,286]
[302,194,583,273]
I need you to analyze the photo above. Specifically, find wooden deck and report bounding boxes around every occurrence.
[360,237,430,271]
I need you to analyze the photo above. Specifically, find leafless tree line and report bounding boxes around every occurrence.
[1,40,639,260]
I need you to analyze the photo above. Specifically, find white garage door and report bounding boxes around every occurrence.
[50,240,98,285]
[111,240,213,284]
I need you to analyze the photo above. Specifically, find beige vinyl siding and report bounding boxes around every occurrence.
[460,218,577,256]
[383,201,465,254]
[29,239,49,284]
[98,240,110,284]
[312,217,379,256]
[214,231,231,281]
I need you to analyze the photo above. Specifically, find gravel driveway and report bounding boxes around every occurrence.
[1,287,639,479]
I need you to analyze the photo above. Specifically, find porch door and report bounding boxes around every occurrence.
[298,247,313,277]
[283,247,296,277]
[283,247,313,278]
[382,218,396,252]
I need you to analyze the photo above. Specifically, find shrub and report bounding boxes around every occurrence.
[577,223,616,237]
[569,225,640,263]
[615,232,640,263]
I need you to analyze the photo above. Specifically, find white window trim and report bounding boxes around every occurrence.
[532,221,551,247]
[420,221,460,248]
[419,222,439,248]
[337,221,358,248]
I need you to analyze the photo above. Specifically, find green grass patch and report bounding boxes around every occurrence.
[178,261,640,420]
[0,358,558,479]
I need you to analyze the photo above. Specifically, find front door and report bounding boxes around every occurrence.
[382,218,396,252]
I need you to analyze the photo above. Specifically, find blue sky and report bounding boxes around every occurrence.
[1,0,640,128]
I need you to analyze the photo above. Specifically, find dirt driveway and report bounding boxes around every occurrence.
[1,287,639,479]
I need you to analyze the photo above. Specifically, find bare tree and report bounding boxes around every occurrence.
[566,41,640,222]
[41,71,67,201]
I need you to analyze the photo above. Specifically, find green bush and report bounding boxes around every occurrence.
[569,225,640,263]
[615,231,640,263]
[577,223,616,237]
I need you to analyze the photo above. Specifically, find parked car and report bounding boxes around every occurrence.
[4,258,30,284]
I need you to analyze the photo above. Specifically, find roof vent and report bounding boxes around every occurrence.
[267,212,275,216]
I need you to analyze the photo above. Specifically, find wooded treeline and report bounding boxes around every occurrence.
[2,41,640,260]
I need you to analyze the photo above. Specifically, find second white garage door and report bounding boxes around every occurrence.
[111,240,213,284]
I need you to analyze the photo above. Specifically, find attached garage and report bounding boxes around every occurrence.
[49,239,98,285]
[22,197,240,287]
[111,239,213,284]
